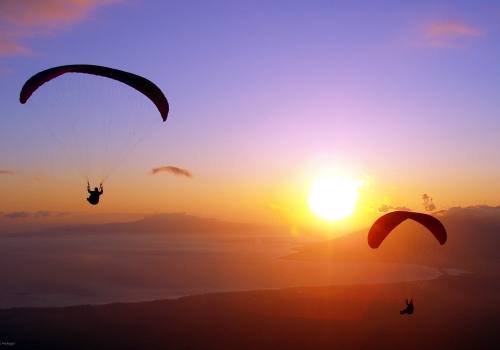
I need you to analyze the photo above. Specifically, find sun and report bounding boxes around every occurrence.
[308,175,361,221]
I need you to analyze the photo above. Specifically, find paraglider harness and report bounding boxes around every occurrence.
[400,299,414,315]
[87,182,103,205]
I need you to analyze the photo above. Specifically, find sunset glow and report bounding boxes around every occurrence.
[308,175,361,221]
[0,2,498,348]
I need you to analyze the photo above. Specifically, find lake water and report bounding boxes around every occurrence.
[0,232,442,308]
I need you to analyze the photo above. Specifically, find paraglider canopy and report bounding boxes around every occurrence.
[20,64,169,122]
[368,211,447,249]
[19,64,170,185]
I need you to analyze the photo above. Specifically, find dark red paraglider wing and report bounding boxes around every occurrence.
[20,64,169,122]
[368,211,447,248]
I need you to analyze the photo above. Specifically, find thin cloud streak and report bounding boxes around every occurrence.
[151,166,193,178]
[2,211,48,219]
[0,211,71,219]
[0,170,15,175]
[420,20,483,48]
[0,36,27,56]
[0,0,119,56]
[378,204,411,213]
[424,21,482,38]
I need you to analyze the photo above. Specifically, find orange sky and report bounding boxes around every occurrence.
[2,1,500,235]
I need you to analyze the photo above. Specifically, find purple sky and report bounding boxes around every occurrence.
[1,0,500,223]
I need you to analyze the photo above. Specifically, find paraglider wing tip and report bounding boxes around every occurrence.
[431,218,447,245]
[20,81,33,104]
[160,105,169,122]
[367,234,380,249]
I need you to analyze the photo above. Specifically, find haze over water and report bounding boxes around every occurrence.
[0,230,441,308]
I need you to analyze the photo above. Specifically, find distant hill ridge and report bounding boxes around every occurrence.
[287,206,500,268]
[57,213,266,234]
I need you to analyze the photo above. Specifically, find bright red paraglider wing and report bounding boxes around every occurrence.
[368,211,447,248]
[20,64,169,122]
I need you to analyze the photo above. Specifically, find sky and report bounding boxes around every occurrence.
[1,0,500,232]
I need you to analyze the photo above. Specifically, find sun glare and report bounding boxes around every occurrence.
[308,175,361,221]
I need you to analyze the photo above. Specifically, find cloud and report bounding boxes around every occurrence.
[0,0,119,56]
[378,204,411,213]
[379,193,437,213]
[0,170,15,175]
[443,205,500,217]
[421,20,483,48]
[0,36,28,56]
[151,166,193,178]
[1,210,66,219]
[425,21,482,38]
[422,193,436,211]
[3,211,31,219]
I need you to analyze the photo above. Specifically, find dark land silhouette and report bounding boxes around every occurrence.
[0,274,497,350]
[0,206,499,348]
